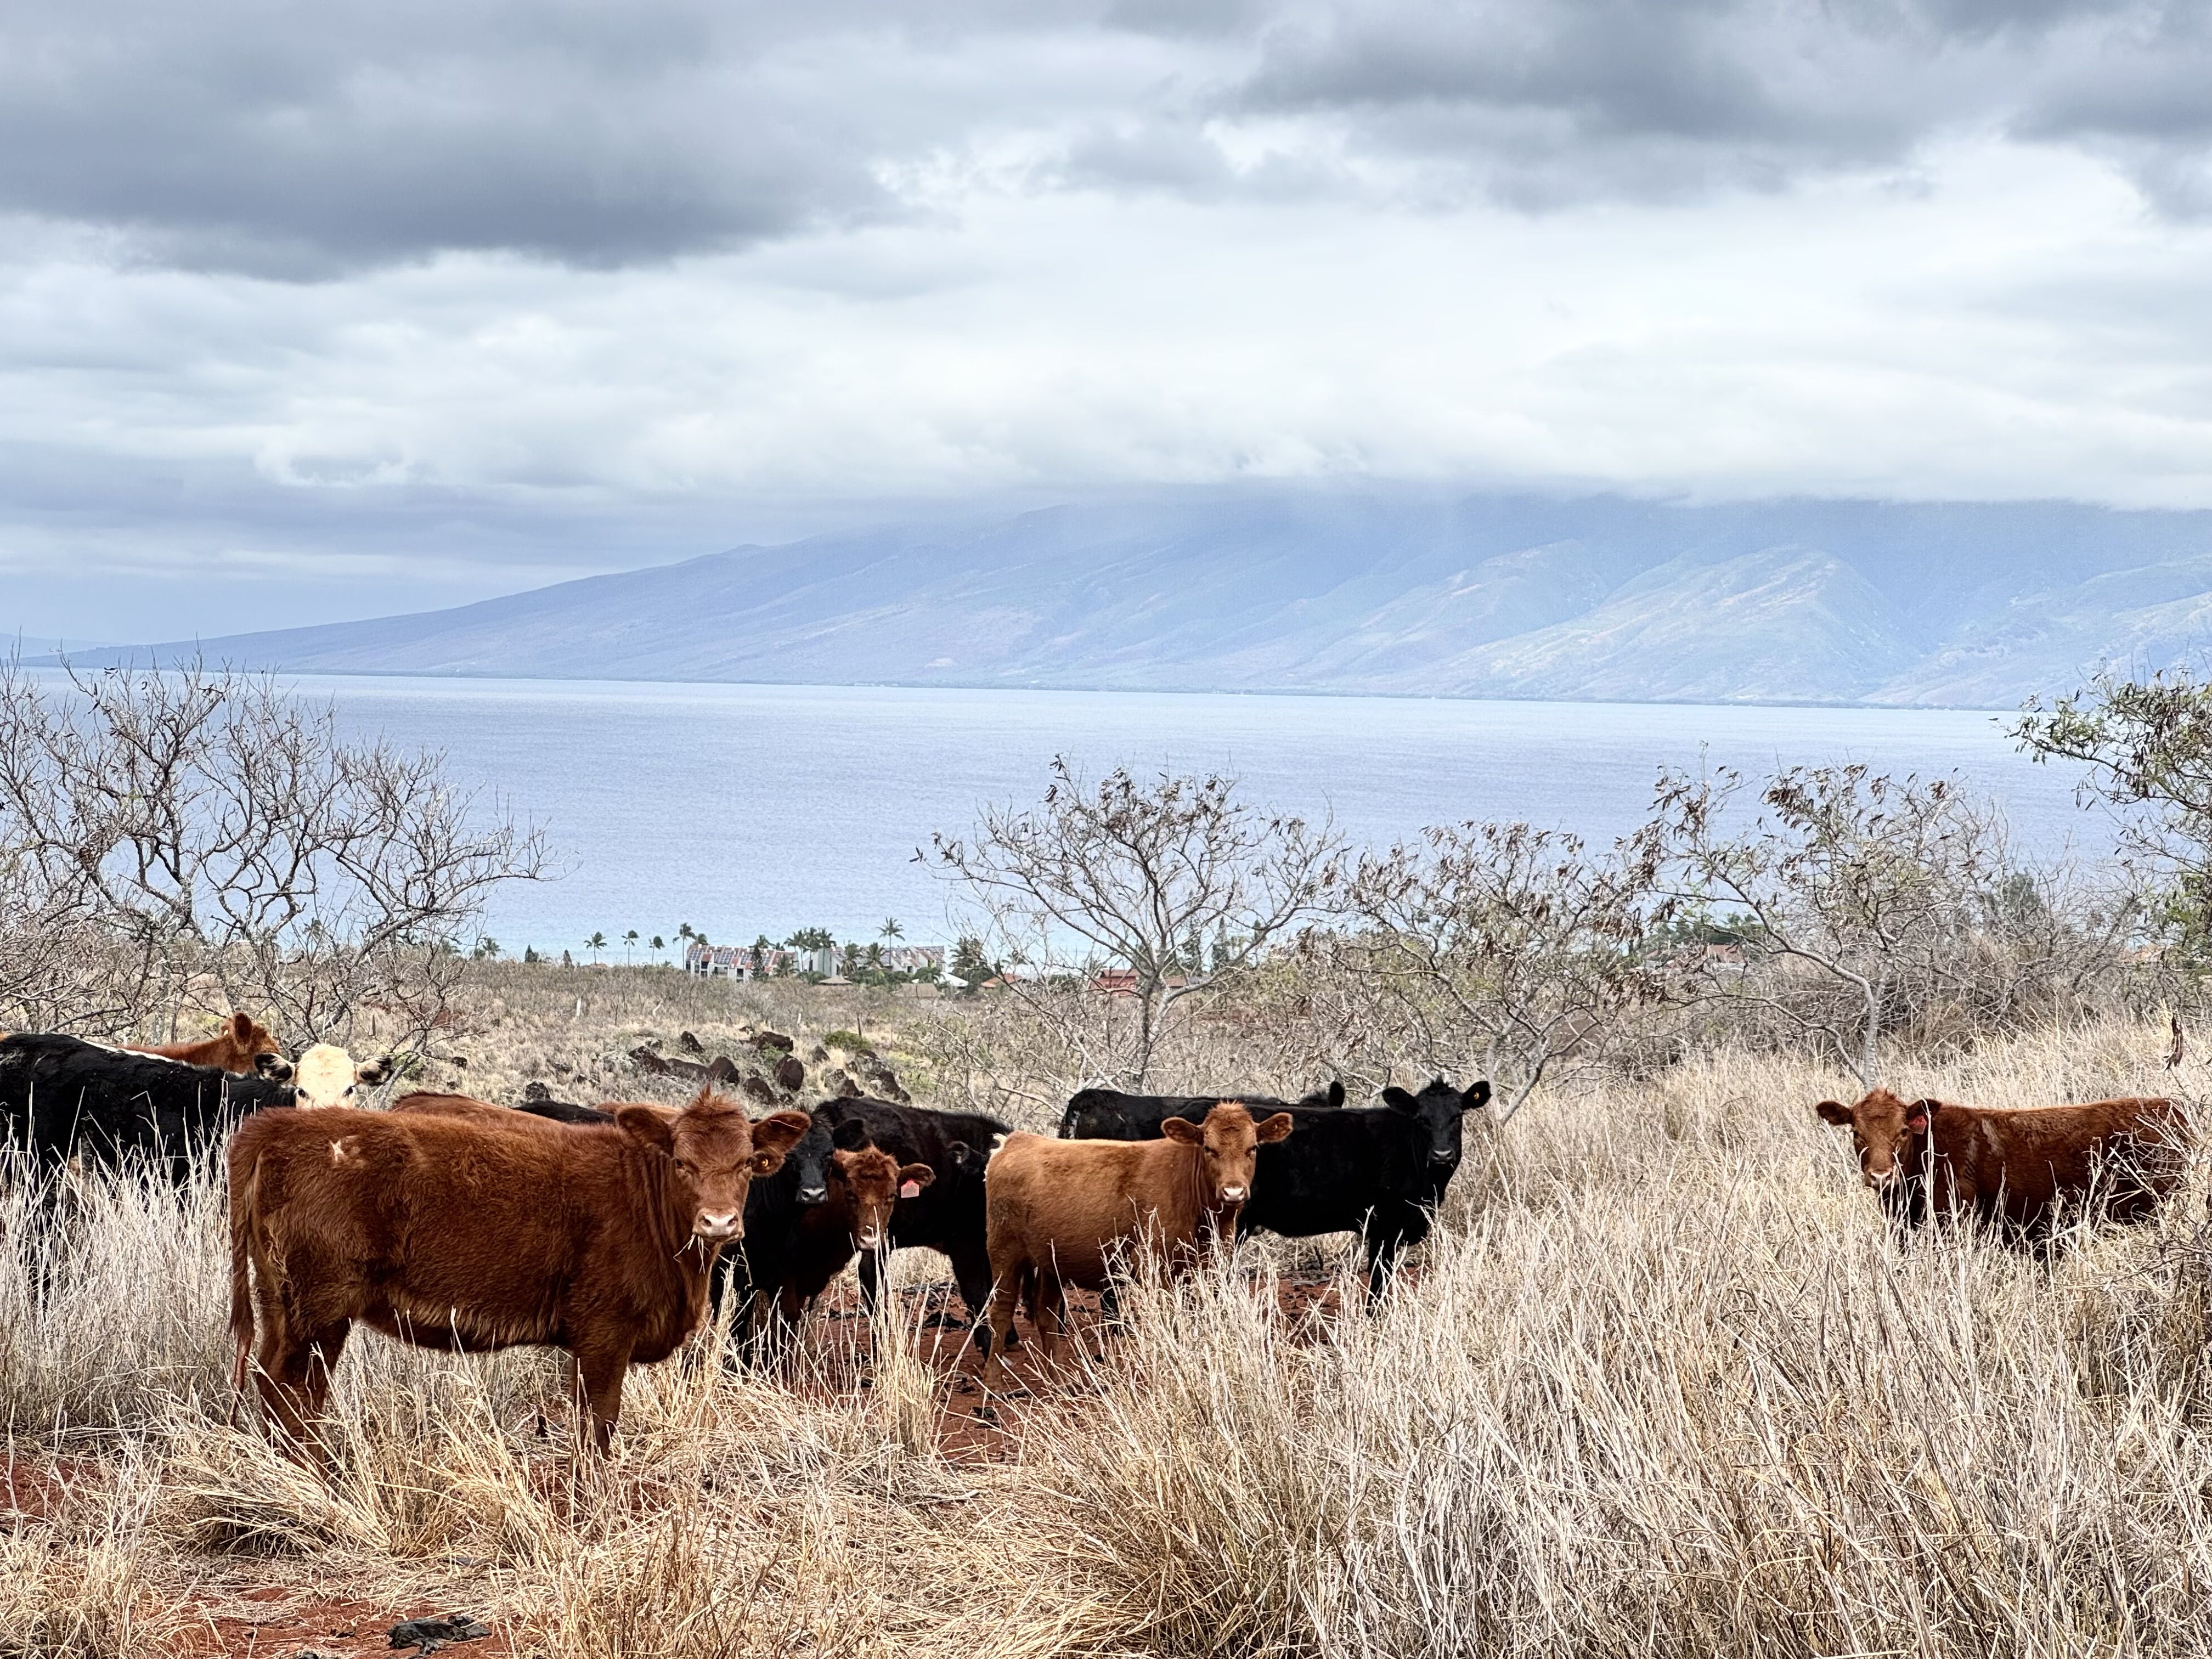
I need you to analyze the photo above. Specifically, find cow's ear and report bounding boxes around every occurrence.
[616,1103,675,1153]
[1814,1099,1852,1126]
[830,1117,870,1152]
[1160,1116,1202,1144]
[1906,1099,1939,1132]
[1465,1080,1493,1111]
[753,1110,811,1157]
[357,1056,394,1086]
[946,1140,978,1171]
[898,1161,936,1192]
[1326,1079,1346,1108]
[751,1148,788,1176]
[1383,1087,1420,1115]
[1255,1112,1295,1144]
[231,1012,256,1042]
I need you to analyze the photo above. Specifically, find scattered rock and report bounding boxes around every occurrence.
[521,1081,552,1103]
[774,1056,806,1092]
[826,1068,861,1099]
[387,1612,492,1655]
[707,1054,740,1084]
[809,1045,830,1063]
[751,1030,795,1054]
[628,1045,672,1075]
[741,1076,776,1104]
[678,1030,704,1054]
[549,1059,573,1077]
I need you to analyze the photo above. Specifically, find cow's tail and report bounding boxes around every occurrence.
[225,1142,261,1422]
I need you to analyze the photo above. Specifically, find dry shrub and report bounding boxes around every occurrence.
[0,1444,175,1659]
[0,1155,231,1433]
[1025,1032,2212,1659]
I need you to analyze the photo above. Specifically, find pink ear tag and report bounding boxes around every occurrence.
[900,1180,921,1198]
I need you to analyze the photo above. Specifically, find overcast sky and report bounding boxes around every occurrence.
[8,0,2212,644]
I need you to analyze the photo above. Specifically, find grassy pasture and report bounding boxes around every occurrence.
[3,970,2209,1658]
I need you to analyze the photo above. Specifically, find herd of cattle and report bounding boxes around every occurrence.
[0,1016,2192,1465]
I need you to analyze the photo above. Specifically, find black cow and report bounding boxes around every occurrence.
[811,1096,1009,1344]
[0,1032,297,1176]
[517,1097,613,1126]
[1058,1079,1345,1139]
[1066,1076,1490,1299]
[713,1109,842,1361]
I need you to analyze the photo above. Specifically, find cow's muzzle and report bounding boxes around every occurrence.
[695,1212,742,1240]
[798,1185,828,1205]
[1429,1150,1457,1165]
[1219,1184,1248,1204]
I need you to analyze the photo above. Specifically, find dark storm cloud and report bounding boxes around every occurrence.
[1217,0,2212,212]
[0,0,1103,277]
[8,0,2212,279]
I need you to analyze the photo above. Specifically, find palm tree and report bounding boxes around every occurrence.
[586,931,607,963]
[623,928,639,965]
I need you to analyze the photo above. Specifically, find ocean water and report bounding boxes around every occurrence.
[275,677,2109,962]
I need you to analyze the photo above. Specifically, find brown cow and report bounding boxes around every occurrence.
[763,1146,935,1335]
[980,1101,1293,1390]
[227,1086,809,1463]
[130,1011,291,1080]
[1815,1086,2189,1238]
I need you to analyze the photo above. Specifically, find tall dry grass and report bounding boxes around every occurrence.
[4,1009,2210,1656]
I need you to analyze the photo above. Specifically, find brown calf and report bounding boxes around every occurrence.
[981,1101,1292,1389]
[131,1011,290,1080]
[227,1086,809,1462]
[766,1146,935,1334]
[1815,1086,2189,1238]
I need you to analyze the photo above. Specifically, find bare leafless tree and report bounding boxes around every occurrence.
[1637,763,2118,1085]
[926,759,1344,1088]
[1334,821,1666,1120]
[0,656,547,1052]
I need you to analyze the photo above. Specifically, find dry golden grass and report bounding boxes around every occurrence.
[6,982,2212,1657]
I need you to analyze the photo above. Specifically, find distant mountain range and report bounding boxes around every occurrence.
[57,493,2212,707]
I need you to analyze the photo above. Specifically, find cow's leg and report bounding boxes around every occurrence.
[258,1318,349,1472]
[775,1283,809,1350]
[731,1284,767,1367]
[1032,1271,1068,1371]
[944,1240,1013,1354]
[1362,1218,1405,1305]
[981,1262,1024,1391]
[570,1338,634,1456]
